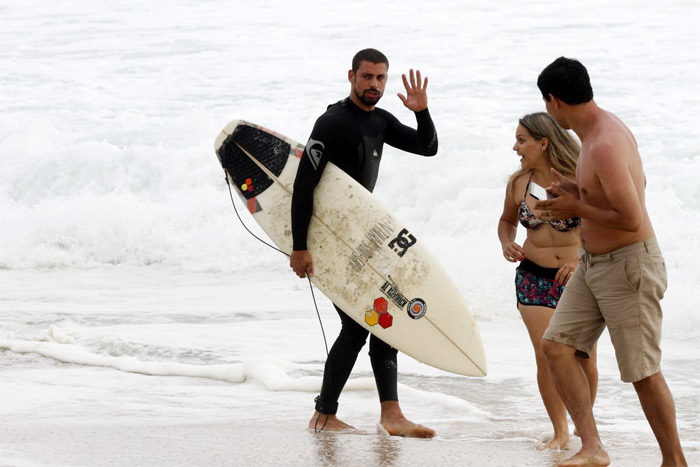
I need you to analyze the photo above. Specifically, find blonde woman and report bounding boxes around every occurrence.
[498,112,598,450]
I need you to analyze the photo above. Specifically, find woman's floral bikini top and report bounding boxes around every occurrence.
[518,174,581,232]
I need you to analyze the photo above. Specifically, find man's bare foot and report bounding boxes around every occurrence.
[538,434,571,450]
[557,448,610,466]
[377,419,435,438]
[378,401,435,438]
[308,412,355,432]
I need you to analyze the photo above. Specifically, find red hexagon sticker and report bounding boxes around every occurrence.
[378,312,393,329]
[374,297,388,314]
[366,297,393,329]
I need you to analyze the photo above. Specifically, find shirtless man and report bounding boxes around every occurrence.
[290,48,437,437]
[535,57,687,466]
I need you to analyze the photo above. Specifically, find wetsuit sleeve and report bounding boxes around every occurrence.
[291,119,334,251]
[384,108,438,156]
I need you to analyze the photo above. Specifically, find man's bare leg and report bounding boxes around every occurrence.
[573,344,599,438]
[542,339,610,466]
[633,372,687,466]
[308,411,355,432]
[377,401,435,438]
[580,346,599,407]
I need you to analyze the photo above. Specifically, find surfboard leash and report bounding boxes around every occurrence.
[223,172,332,429]
[223,172,329,353]
[223,172,286,256]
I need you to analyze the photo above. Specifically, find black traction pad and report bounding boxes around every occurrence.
[217,123,290,199]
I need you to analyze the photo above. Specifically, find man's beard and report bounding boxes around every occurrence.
[354,87,382,107]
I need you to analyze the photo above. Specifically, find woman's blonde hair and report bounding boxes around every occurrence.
[507,112,581,188]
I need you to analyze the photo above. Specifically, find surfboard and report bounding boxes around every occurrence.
[214,120,486,377]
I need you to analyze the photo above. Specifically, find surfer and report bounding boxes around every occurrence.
[535,57,687,467]
[290,48,437,438]
[498,112,599,450]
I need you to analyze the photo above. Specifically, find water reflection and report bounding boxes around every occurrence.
[309,427,404,466]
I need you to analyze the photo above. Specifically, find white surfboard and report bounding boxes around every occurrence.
[215,120,486,377]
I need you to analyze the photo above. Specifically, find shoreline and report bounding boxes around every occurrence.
[1,419,692,466]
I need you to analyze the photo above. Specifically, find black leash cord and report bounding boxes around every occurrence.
[224,173,331,431]
[224,174,286,256]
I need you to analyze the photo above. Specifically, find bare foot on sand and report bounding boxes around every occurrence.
[557,448,610,466]
[538,434,571,451]
[377,419,435,438]
[378,401,435,438]
[308,412,356,432]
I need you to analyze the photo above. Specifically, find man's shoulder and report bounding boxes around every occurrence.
[594,111,635,144]
[374,106,397,120]
[311,100,349,127]
[319,99,352,118]
[590,129,637,160]
[310,100,349,132]
[308,100,360,143]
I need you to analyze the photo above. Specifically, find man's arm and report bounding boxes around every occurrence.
[387,68,438,156]
[384,109,438,156]
[578,143,643,231]
[290,120,334,278]
[538,143,643,231]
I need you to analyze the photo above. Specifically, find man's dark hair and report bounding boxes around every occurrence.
[537,57,594,105]
[352,48,389,73]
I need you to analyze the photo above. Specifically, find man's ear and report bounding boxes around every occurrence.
[348,69,354,83]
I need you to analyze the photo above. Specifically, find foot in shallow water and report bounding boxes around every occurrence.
[377,401,435,438]
[377,420,435,438]
[538,434,571,451]
[308,412,356,432]
[556,448,611,467]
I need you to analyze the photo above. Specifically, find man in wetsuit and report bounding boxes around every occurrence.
[290,48,438,438]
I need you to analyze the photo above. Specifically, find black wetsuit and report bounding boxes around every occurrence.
[292,97,438,415]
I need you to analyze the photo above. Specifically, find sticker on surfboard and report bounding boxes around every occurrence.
[365,297,393,329]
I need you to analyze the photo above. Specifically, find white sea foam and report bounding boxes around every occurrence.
[2,1,699,334]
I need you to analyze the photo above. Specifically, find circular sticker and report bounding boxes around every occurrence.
[407,298,427,320]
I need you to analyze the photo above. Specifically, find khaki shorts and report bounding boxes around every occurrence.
[543,237,667,382]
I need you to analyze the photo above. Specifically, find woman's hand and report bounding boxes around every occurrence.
[555,259,579,285]
[502,241,525,263]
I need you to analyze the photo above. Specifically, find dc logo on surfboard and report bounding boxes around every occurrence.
[388,228,416,257]
[407,298,427,320]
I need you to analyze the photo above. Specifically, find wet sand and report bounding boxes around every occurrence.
[2,418,688,466]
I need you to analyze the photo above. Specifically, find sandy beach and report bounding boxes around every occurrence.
[1,419,688,466]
